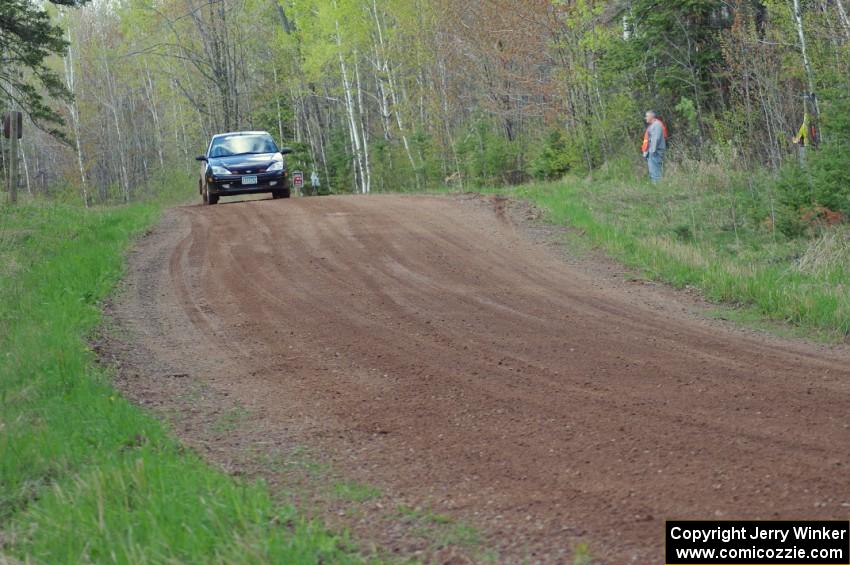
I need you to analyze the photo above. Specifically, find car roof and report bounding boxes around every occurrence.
[211,131,272,140]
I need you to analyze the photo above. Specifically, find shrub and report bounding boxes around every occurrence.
[774,95,850,236]
[455,117,523,187]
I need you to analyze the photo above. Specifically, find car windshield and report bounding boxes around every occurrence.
[210,134,277,158]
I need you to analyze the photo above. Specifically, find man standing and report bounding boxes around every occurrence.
[642,110,667,182]
[793,111,819,165]
[310,170,320,195]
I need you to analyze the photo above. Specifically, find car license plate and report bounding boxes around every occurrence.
[242,175,258,185]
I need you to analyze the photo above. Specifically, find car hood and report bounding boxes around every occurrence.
[210,152,280,173]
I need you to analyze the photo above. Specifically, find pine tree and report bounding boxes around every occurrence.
[0,0,89,137]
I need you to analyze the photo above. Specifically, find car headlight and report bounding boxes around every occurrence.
[266,159,284,172]
[210,165,230,175]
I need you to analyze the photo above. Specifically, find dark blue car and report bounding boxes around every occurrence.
[196,131,292,205]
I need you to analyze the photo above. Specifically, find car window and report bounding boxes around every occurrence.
[209,135,277,157]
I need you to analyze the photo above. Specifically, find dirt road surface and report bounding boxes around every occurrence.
[108,194,850,563]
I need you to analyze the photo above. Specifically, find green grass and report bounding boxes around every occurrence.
[0,194,358,563]
[260,445,330,477]
[211,406,250,434]
[487,159,850,341]
[397,505,481,550]
[572,542,593,565]
[333,482,382,503]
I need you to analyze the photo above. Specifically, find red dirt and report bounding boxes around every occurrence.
[108,194,850,563]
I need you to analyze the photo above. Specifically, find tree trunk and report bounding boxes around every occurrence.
[102,52,131,201]
[20,142,32,196]
[834,0,850,40]
[336,19,368,194]
[143,63,166,169]
[64,24,89,206]
[792,0,820,114]
[371,0,419,186]
[354,53,371,193]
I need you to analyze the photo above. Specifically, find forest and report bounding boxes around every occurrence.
[2,0,849,212]
[3,2,850,563]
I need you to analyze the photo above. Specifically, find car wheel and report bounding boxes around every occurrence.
[272,189,291,199]
[202,185,218,205]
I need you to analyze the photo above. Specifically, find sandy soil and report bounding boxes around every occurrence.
[103,194,850,563]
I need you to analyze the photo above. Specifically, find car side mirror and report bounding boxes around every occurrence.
[195,155,208,162]
[279,147,293,155]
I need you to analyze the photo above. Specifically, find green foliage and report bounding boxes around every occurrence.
[773,95,850,236]
[284,140,315,178]
[251,95,296,144]
[530,128,577,181]
[774,162,812,237]
[0,199,355,562]
[324,124,354,193]
[529,118,616,181]
[0,0,88,138]
[616,0,732,122]
[674,97,700,139]
[368,134,429,193]
[573,542,593,565]
[455,117,523,187]
[409,127,446,188]
[807,96,850,213]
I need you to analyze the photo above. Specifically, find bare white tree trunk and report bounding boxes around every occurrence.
[792,0,820,114]
[143,63,165,168]
[292,87,303,143]
[171,101,181,150]
[166,79,193,173]
[102,53,131,201]
[336,18,368,194]
[303,104,319,169]
[371,0,418,182]
[835,0,850,40]
[64,25,89,206]
[438,58,461,185]
[273,66,285,143]
[371,42,393,141]
[20,142,32,196]
[310,95,333,192]
[354,52,371,194]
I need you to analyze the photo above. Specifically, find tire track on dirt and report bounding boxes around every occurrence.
[112,194,850,563]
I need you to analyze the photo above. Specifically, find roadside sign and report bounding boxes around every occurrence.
[3,112,22,140]
[292,170,304,190]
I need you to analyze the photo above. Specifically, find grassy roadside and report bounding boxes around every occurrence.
[487,159,849,342]
[0,191,357,562]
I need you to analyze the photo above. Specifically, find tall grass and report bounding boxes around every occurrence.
[0,194,356,562]
[501,157,850,340]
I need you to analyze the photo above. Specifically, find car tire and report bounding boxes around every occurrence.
[202,185,218,205]
[272,189,291,199]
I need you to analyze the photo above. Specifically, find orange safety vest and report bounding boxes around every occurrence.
[642,119,668,153]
